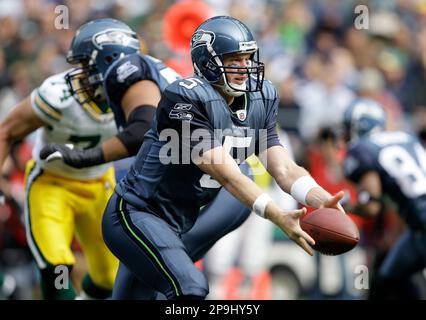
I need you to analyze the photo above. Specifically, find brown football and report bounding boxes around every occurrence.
[300,208,360,255]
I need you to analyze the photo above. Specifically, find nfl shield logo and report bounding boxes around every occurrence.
[236,110,247,121]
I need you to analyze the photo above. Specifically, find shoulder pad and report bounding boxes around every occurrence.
[104,53,149,106]
[260,79,278,100]
[344,140,376,182]
[107,53,147,84]
[31,71,75,123]
[166,76,221,103]
[36,71,74,110]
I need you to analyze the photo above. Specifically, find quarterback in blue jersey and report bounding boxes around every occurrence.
[342,98,426,299]
[102,16,345,300]
[39,18,257,298]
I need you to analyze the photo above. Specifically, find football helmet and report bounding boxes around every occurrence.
[343,98,386,142]
[190,16,264,97]
[65,18,140,119]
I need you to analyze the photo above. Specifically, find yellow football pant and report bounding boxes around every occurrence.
[24,160,118,290]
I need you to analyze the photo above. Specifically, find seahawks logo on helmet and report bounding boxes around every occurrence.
[92,29,139,50]
[190,30,215,49]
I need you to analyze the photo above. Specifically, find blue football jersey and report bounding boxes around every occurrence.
[344,131,426,229]
[116,76,282,233]
[103,53,181,128]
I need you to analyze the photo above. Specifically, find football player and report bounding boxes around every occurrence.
[342,98,426,299]
[39,18,258,299]
[0,18,154,300]
[101,16,345,299]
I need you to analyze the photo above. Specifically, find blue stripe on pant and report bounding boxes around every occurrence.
[102,193,209,299]
[103,163,253,299]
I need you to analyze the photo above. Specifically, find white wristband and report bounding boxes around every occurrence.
[290,175,319,206]
[253,193,273,218]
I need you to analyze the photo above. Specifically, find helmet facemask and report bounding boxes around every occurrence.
[65,62,111,115]
[191,25,265,97]
[206,50,264,97]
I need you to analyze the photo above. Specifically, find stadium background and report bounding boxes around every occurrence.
[0,0,426,299]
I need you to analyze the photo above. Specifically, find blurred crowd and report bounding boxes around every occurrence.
[2,0,426,153]
[1,0,426,299]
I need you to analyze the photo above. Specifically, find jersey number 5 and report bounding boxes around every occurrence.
[179,78,203,90]
[200,136,253,189]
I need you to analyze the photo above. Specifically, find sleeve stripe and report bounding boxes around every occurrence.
[33,94,62,122]
[37,91,63,115]
[80,100,114,123]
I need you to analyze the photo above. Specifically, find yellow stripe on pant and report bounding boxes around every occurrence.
[24,159,119,290]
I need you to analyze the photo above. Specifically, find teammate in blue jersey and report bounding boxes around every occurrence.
[342,98,426,299]
[40,18,181,166]
[101,16,345,300]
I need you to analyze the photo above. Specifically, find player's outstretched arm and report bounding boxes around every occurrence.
[0,96,45,170]
[0,96,45,202]
[196,146,316,256]
[103,79,160,160]
[259,145,345,212]
[40,80,160,168]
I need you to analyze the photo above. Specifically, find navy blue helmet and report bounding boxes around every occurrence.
[65,18,140,115]
[190,16,264,97]
[343,98,386,142]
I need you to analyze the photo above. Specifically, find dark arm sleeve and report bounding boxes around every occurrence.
[115,104,157,156]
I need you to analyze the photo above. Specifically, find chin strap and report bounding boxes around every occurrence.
[221,73,246,97]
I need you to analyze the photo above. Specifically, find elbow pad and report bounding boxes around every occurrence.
[116,105,156,156]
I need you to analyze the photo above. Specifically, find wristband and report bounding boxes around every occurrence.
[253,193,273,218]
[290,175,319,206]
